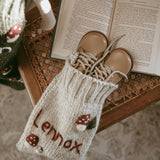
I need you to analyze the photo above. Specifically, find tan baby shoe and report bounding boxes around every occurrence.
[92,48,133,84]
[72,31,108,74]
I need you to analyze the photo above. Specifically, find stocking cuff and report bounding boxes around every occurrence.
[54,60,118,105]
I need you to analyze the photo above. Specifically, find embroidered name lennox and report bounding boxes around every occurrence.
[33,109,82,154]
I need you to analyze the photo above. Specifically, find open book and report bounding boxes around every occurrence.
[50,0,160,76]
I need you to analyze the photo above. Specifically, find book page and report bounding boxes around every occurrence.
[51,0,114,59]
[110,0,160,75]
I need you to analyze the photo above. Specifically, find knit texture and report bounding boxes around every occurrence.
[0,0,25,35]
[0,58,25,90]
[0,32,23,70]
[17,60,118,160]
[0,0,25,70]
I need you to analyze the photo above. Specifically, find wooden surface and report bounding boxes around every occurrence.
[18,42,160,132]
[99,85,160,132]
[17,3,160,132]
[18,44,43,106]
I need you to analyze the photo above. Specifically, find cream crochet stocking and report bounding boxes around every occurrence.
[17,58,117,160]
[0,0,25,35]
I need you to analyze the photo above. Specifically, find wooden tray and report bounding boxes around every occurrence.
[18,0,160,132]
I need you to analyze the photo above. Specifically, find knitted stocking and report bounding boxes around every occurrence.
[0,0,55,88]
[0,0,25,70]
[17,59,117,160]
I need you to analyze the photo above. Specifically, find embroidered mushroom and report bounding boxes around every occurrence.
[26,134,39,147]
[76,114,90,132]
[6,24,22,43]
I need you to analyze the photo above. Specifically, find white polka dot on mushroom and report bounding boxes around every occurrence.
[14,26,18,29]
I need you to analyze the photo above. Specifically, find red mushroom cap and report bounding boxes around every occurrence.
[76,114,90,126]
[6,24,22,39]
[26,134,39,147]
